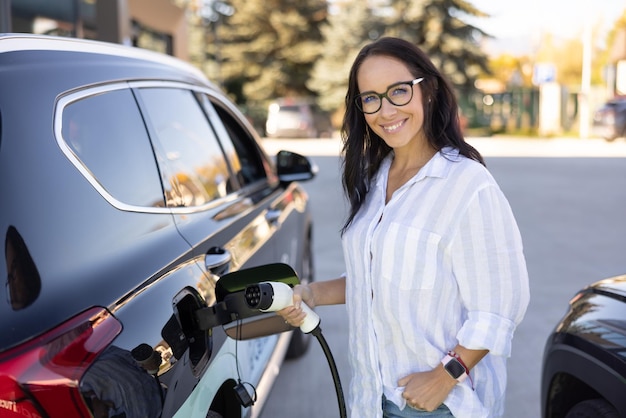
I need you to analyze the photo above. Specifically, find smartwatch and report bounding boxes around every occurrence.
[441,352,468,382]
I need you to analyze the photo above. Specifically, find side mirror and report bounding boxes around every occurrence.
[194,263,302,340]
[276,150,317,183]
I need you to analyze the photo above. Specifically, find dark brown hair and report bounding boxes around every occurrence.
[340,37,484,234]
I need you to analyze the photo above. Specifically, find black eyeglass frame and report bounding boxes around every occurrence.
[354,77,425,114]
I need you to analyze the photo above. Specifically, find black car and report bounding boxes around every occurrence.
[0,34,316,418]
[592,96,626,142]
[541,276,626,417]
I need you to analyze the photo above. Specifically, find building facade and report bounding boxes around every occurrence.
[1,0,190,60]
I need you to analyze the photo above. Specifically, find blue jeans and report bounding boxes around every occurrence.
[382,395,454,417]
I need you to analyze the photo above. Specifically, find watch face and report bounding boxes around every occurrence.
[444,358,465,379]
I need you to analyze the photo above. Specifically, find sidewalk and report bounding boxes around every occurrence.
[261,136,626,158]
[469,136,626,157]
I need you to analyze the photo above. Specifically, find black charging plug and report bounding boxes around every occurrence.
[234,381,255,408]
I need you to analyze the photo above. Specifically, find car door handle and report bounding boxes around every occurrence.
[265,209,282,225]
[205,247,231,276]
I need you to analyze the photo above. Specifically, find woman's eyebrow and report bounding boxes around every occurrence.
[359,80,410,94]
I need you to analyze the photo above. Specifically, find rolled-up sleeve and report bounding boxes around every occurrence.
[451,184,530,356]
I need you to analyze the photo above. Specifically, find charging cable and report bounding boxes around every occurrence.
[309,325,346,418]
[245,282,346,418]
[233,315,258,408]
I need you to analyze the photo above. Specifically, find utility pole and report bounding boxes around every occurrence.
[579,3,592,139]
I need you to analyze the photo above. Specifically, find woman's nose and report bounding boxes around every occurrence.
[379,97,397,116]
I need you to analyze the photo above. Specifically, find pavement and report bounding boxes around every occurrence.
[261,136,626,158]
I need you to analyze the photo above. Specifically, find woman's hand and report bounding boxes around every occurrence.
[276,284,315,327]
[398,367,456,412]
[275,277,346,326]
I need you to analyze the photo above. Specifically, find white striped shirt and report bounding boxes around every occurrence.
[342,147,530,418]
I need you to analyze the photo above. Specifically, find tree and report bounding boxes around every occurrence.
[603,10,626,94]
[382,0,491,88]
[485,53,533,89]
[532,27,610,88]
[309,0,492,119]
[606,10,626,63]
[213,0,328,106]
[307,1,378,117]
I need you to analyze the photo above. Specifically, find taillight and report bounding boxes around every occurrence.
[0,307,122,417]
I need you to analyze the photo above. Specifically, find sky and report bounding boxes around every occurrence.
[467,0,626,55]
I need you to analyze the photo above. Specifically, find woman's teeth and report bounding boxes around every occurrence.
[383,120,404,132]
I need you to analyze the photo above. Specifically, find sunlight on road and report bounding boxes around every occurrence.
[469,137,626,157]
[261,138,343,157]
[262,137,626,158]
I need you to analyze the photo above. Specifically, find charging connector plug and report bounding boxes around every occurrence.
[245,282,320,333]
[233,381,255,408]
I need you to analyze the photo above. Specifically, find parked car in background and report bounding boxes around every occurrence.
[541,275,626,417]
[265,97,333,139]
[592,96,626,142]
[0,33,317,418]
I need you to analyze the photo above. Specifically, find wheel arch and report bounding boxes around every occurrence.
[208,379,243,418]
[542,341,626,417]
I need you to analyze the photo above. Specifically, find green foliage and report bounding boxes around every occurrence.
[212,0,328,106]
[203,0,491,119]
[379,0,491,87]
[606,9,626,63]
[307,1,377,115]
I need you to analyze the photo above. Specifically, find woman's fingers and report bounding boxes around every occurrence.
[277,305,306,326]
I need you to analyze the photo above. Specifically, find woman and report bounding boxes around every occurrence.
[280,37,529,418]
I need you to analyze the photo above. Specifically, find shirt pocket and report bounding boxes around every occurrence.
[379,223,442,290]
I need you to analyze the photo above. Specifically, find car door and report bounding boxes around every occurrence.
[131,82,291,415]
[198,92,312,273]
[132,84,278,269]
[198,94,316,401]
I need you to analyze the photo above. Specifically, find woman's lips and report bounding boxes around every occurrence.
[382,119,406,133]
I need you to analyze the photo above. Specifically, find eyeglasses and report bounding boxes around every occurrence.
[355,77,424,114]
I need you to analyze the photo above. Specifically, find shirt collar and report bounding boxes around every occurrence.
[375,146,459,188]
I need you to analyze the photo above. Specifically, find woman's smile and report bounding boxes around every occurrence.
[381,119,407,133]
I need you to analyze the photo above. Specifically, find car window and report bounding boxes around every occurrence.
[200,95,267,186]
[61,88,165,208]
[136,88,235,208]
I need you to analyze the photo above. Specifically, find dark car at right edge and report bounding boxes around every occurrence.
[541,275,626,417]
[592,96,626,142]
